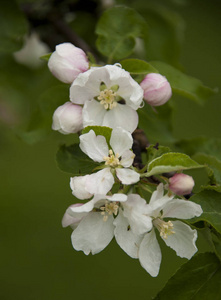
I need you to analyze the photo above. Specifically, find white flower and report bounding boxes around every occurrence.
[139,183,202,277]
[70,127,140,199]
[70,64,144,132]
[52,102,83,134]
[48,43,89,84]
[62,193,127,255]
[140,73,172,106]
[114,183,203,277]
[14,32,50,69]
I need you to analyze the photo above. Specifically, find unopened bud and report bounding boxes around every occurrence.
[48,43,89,84]
[169,173,195,196]
[140,73,172,106]
[52,102,83,134]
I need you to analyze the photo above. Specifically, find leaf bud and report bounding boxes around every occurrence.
[52,102,83,134]
[140,73,172,106]
[169,173,195,196]
[48,43,89,83]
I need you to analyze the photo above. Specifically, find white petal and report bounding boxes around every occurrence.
[79,130,108,162]
[68,199,95,214]
[114,210,142,258]
[146,183,174,218]
[62,204,85,228]
[122,194,153,235]
[82,99,106,127]
[138,230,162,277]
[106,193,127,202]
[162,199,203,219]
[116,168,140,185]
[71,212,114,255]
[162,220,198,259]
[110,127,133,157]
[69,69,100,104]
[102,104,138,133]
[70,176,93,200]
[85,168,114,195]
[120,150,135,167]
[117,76,144,110]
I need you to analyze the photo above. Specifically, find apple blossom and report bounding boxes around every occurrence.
[52,102,83,134]
[14,32,50,69]
[70,64,144,132]
[169,173,195,196]
[70,127,140,199]
[62,193,127,255]
[48,43,89,84]
[114,183,203,277]
[140,73,172,106]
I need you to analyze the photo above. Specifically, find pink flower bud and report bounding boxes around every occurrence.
[169,173,195,196]
[140,73,172,106]
[52,102,83,134]
[48,43,89,83]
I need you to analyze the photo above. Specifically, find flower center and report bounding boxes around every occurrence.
[153,218,175,239]
[100,201,119,221]
[97,89,117,110]
[103,150,120,167]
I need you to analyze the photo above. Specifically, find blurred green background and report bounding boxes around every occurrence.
[1,0,220,299]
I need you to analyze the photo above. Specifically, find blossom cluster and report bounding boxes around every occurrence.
[48,43,202,276]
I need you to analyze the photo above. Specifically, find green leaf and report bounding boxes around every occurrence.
[0,1,28,53]
[146,144,171,165]
[192,153,221,185]
[56,144,99,175]
[190,189,221,234]
[120,58,158,74]
[145,153,203,177]
[95,6,148,61]
[82,126,112,145]
[175,137,221,162]
[150,61,216,104]
[154,252,221,300]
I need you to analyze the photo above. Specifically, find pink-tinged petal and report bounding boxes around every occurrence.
[120,150,135,167]
[162,199,203,219]
[110,127,133,157]
[102,104,138,133]
[68,199,95,214]
[82,99,106,127]
[52,102,83,134]
[138,230,162,277]
[169,173,195,196]
[79,130,108,162]
[71,212,114,255]
[162,220,198,259]
[116,168,140,185]
[114,210,143,259]
[85,168,114,195]
[48,43,89,84]
[62,204,85,228]
[70,176,93,200]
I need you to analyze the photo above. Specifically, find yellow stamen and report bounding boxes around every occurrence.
[97,89,117,110]
[153,218,175,239]
[100,201,119,221]
[103,149,120,167]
